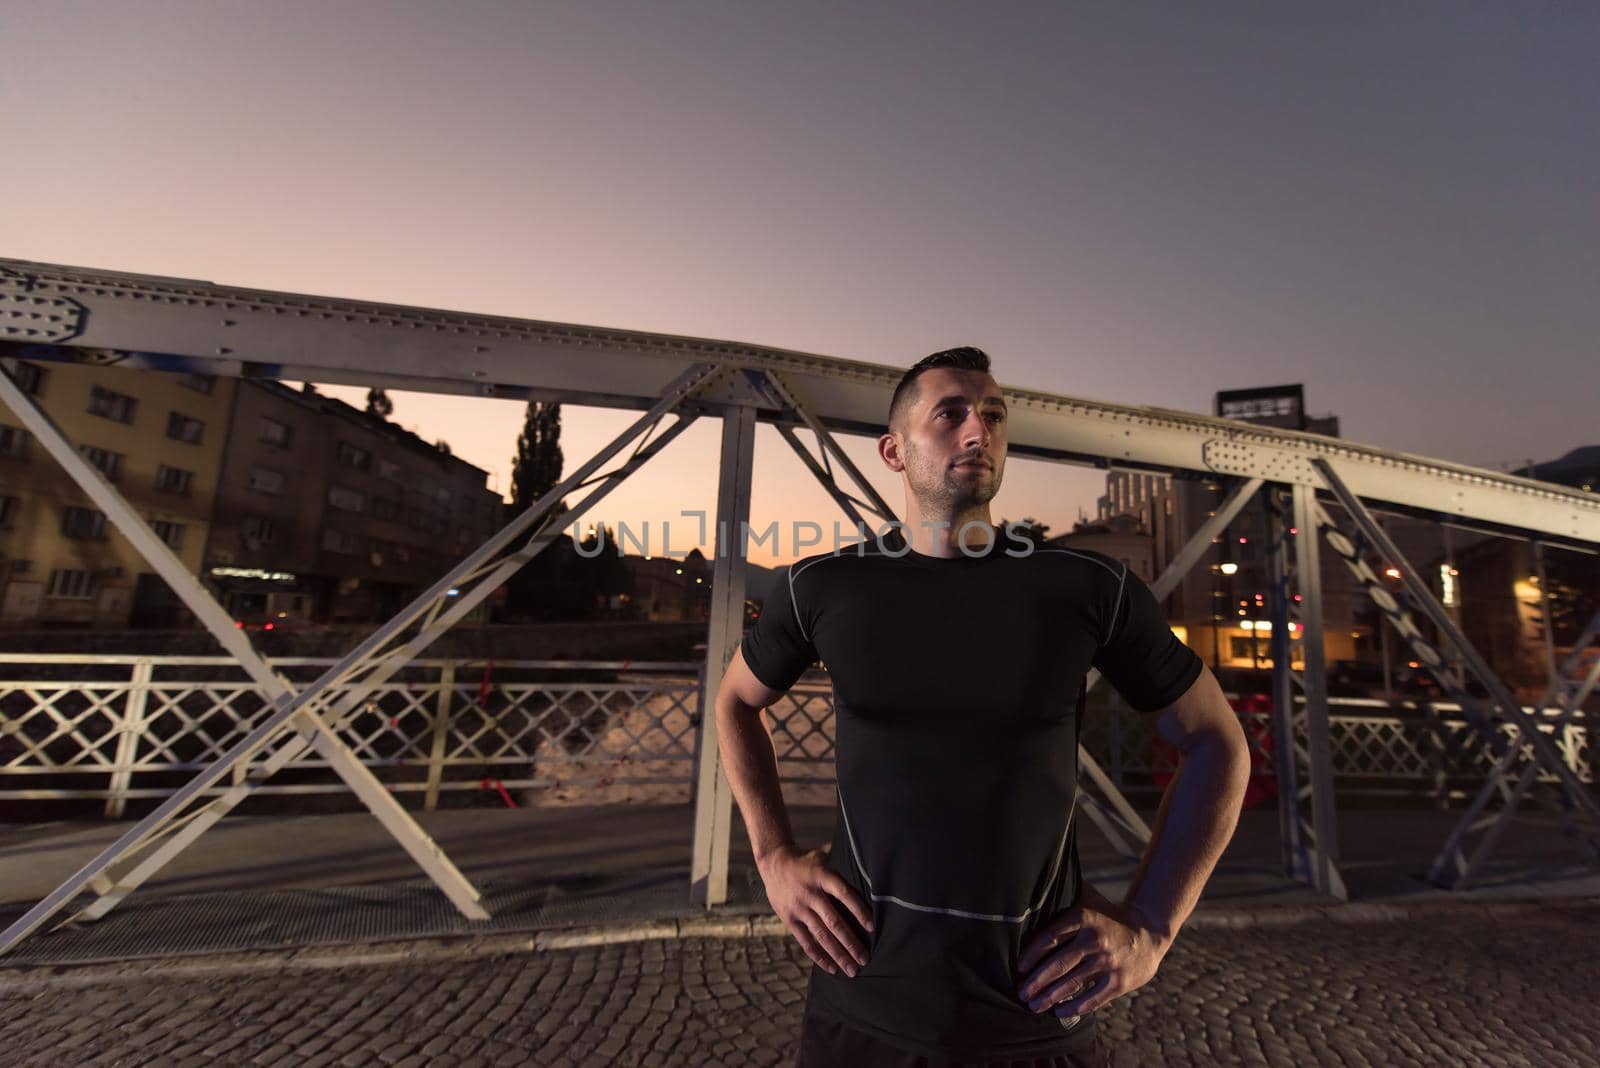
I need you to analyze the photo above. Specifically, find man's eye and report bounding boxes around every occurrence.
[986,412,1005,423]
[937,410,956,419]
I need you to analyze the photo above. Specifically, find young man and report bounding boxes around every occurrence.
[717,347,1252,1066]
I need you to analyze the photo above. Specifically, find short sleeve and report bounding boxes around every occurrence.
[739,564,819,693]
[1091,564,1204,713]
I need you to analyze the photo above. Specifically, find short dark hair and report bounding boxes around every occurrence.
[888,346,992,432]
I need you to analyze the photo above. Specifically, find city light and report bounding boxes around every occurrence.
[1384,567,1401,579]
[1219,562,1238,575]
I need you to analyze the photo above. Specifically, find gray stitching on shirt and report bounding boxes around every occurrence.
[1105,561,1128,646]
[837,783,1078,926]
[788,554,847,644]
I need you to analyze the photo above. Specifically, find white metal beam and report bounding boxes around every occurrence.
[3,258,1595,547]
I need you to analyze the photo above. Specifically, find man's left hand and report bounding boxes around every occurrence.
[1014,882,1170,1018]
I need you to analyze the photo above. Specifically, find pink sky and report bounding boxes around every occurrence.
[3,3,1592,566]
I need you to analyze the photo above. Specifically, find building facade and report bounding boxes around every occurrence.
[0,358,503,630]
[0,357,234,628]
[204,381,503,625]
[1094,386,1357,677]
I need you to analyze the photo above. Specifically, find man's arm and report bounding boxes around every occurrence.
[717,646,872,977]
[1017,665,1249,1016]
[716,646,799,865]
[1121,664,1252,944]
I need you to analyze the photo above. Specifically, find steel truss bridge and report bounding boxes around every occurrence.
[1,257,1596,958]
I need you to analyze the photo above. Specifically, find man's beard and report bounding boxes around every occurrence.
[906,443,999,510]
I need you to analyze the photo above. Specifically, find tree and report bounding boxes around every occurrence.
[504,401,571,621]
[436,440,452,456]
[512,401,564,509]
[365,388,394,419]
[999,516,1051,548]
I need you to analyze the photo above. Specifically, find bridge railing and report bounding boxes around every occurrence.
[0,654,1589,817]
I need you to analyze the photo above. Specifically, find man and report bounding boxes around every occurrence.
[716,347,1252,1066]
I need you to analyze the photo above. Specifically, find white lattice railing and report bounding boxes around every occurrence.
[0,654,1590,817]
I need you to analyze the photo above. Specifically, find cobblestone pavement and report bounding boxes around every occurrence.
[2,902,1596,1067]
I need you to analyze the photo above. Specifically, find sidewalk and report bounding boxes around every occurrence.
[3,802,1597,968]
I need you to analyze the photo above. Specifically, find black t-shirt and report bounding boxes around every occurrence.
[739,527,1204,1063]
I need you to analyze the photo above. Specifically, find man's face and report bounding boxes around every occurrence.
[884,367,1008,511]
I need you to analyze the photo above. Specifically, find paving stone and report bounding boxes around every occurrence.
[4,906,1599,1065]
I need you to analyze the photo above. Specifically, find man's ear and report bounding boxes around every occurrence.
[878,431,905,472]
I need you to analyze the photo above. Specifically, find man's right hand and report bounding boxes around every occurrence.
[757,842,873,978]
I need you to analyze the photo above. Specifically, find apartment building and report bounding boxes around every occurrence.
[0,357,234,627]
[204,381,503,624]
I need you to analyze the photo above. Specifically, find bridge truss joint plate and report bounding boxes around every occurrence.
[1201,440,1318,486]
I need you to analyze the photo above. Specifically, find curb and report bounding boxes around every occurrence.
[1,897,1595,992]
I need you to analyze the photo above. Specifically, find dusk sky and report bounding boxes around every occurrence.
[2,3,1594,565]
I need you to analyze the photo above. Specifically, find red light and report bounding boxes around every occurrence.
[1289,527,1298,535]
[1238,537,1247,544]
[264,622,275,631]
[235,621,244,629]
[1293,594,1302,602]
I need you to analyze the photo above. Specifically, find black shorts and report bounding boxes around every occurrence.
[794,1000,1110,1068]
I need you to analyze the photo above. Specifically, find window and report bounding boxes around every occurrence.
[321,528,362,555]
[151,520,185,549]
[1230,636,1273,663]
[0,494,18,527]
[249,466,285,495]
[88,385,137,423]
[166,412,205,444]
[8,361,47,396]
[371,496,401,521]
[377,459,401,482]
[61,506,109,540]
[435,487,452,505]
[0,424,28,459]
[259,417,292,447]
[46,568,97,600]
[336,441,371,471]
[242,515,277,545]
[78,444,123,481]
[177,372,215,394]
[155,464,194,495]
[327,485,365,512]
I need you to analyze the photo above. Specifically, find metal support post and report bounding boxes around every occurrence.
[424,662,457,812]
[104,658,153,820]
[1290,484,1347,899]
[690,402,758,908]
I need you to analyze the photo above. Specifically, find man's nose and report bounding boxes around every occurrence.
[963,412,990,449]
